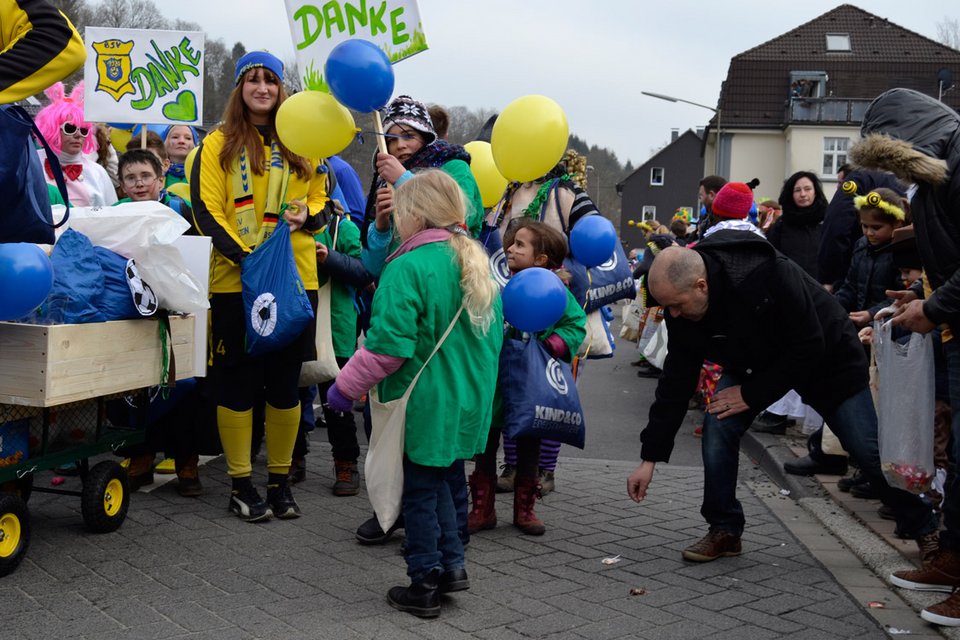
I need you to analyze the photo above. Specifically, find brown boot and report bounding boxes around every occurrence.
[175,455,202,497]
[127,453,155,490]
[467,470,497,533]
[682,529,742,562]
[890,548,960,593]
[513,475,545,536]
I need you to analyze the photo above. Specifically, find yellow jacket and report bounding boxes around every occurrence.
[191,128,328,293]
[1,0,85,104]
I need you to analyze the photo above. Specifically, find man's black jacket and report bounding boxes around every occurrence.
[640,231,868,462]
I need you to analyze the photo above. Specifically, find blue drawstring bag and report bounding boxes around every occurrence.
[564,240,636,313]
[498,337,586,448]
[0,105,69,243]
[241,221,315,355]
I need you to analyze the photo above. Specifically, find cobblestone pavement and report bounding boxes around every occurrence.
[3,444,900,640]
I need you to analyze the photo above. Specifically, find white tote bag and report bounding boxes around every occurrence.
[365,305,464,531]
[641,315,669,370]
[299,217,342,386]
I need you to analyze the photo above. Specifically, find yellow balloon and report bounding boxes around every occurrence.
[166,182,191,203]
[276,91,359,159]
[628,220,636,226]
[111,127,132,152]
[184,147,199,183]
[463,141,508,208]
[491,95,569,182]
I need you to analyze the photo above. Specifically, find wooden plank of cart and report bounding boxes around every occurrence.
[0,314,195,576]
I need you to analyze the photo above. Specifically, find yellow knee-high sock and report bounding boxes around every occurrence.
[217,406,253,478]
[265,403,300,475]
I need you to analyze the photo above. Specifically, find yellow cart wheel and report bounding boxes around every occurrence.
[0,494,29,577]
[81,461,130,533]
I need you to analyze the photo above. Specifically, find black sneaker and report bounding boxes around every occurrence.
[751,411,790,434]
[356,513,404,545]
[266,482,302,519]
[229,482,272,522]
[850,481,880,500]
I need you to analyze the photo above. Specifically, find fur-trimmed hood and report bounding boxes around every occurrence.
[850,134,948,185]
[852,88,959,185]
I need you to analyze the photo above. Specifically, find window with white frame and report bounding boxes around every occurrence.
[822,137,849,176]
[650,167,664,186]
[642,206,657,221]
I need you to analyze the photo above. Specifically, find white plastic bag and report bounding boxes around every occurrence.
[642,316,668,370]
[67,202,208,312]
[620,298,642,341]
[877,322,935,494]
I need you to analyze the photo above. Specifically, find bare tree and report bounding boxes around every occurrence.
[937,17,960,50]
[89,0,170,29]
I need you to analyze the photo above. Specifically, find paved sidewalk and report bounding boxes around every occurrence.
[742,423,958,639]
[3,442,896,640]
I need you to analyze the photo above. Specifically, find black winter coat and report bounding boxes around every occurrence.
[818,169,904,287]
[640,231,868,463]
[766,203,824,280]
[834,236,903,317]
[854,88,960,334]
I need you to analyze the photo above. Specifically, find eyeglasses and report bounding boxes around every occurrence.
[122,174,158,187]
[61,122,90,137]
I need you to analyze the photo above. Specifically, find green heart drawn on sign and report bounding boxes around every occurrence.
[162,90,197,122]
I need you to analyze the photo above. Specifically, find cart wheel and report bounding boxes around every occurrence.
[0,494,29,577]
[81,461,129,533]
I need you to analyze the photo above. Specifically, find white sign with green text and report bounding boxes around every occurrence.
[83,27,204,125]
[284,0,428,91]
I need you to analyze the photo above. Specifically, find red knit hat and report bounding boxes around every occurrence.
[711,182,754,219]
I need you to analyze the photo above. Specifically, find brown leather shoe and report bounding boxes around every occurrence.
[332,460,360,496]
[922,590,960,626]
[682,530,742,562]
[175,455,202,497]
[890,548,960,593]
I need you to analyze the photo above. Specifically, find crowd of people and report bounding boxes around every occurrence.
[5,0,960,629]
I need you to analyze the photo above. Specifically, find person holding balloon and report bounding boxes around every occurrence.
[362,95,484,276]
[190,51,329,523]
[325,170,503,618]
[469,219,586,536]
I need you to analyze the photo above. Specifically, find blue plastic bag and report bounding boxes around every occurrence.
[499,337,586,448]
[241,221,315,356]
[564,240,636,313]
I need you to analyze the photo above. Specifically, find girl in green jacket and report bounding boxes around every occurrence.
[327,170,503,618]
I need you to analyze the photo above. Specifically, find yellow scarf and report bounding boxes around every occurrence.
[232,141,290,247]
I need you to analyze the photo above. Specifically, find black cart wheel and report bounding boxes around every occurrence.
[81,461,129,533]
[0,494,29,577]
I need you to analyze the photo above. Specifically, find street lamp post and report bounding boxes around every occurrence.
[586,164,600,211]
[641,91,722,176]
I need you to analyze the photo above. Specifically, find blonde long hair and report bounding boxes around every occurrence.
[394,170,498,333]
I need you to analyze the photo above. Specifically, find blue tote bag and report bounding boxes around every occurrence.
[241,222,315,356]
[0,105,69,243]
[499,337,586,448]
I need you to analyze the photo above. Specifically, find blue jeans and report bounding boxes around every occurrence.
[402,458,464,584]
[703,373,937,539]
[940,341,960,549]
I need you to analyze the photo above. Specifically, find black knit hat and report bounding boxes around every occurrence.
[381,95,436,145]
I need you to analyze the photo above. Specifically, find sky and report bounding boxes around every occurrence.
[152,0,953,167]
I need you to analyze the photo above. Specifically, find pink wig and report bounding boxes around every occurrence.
[34,82,98,156]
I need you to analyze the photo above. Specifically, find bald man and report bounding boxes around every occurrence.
[626,231,938,563]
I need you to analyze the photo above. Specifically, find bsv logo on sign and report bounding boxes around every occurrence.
[545,358,568,395]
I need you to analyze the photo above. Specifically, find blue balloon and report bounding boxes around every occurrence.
[570,215,617,268]
[0,243,54,321]
[502,268,568,333]
[325,39,395,113]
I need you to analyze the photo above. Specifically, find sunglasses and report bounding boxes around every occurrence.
[61,122,90,137]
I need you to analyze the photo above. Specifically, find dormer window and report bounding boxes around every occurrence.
[826,33,851,51]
